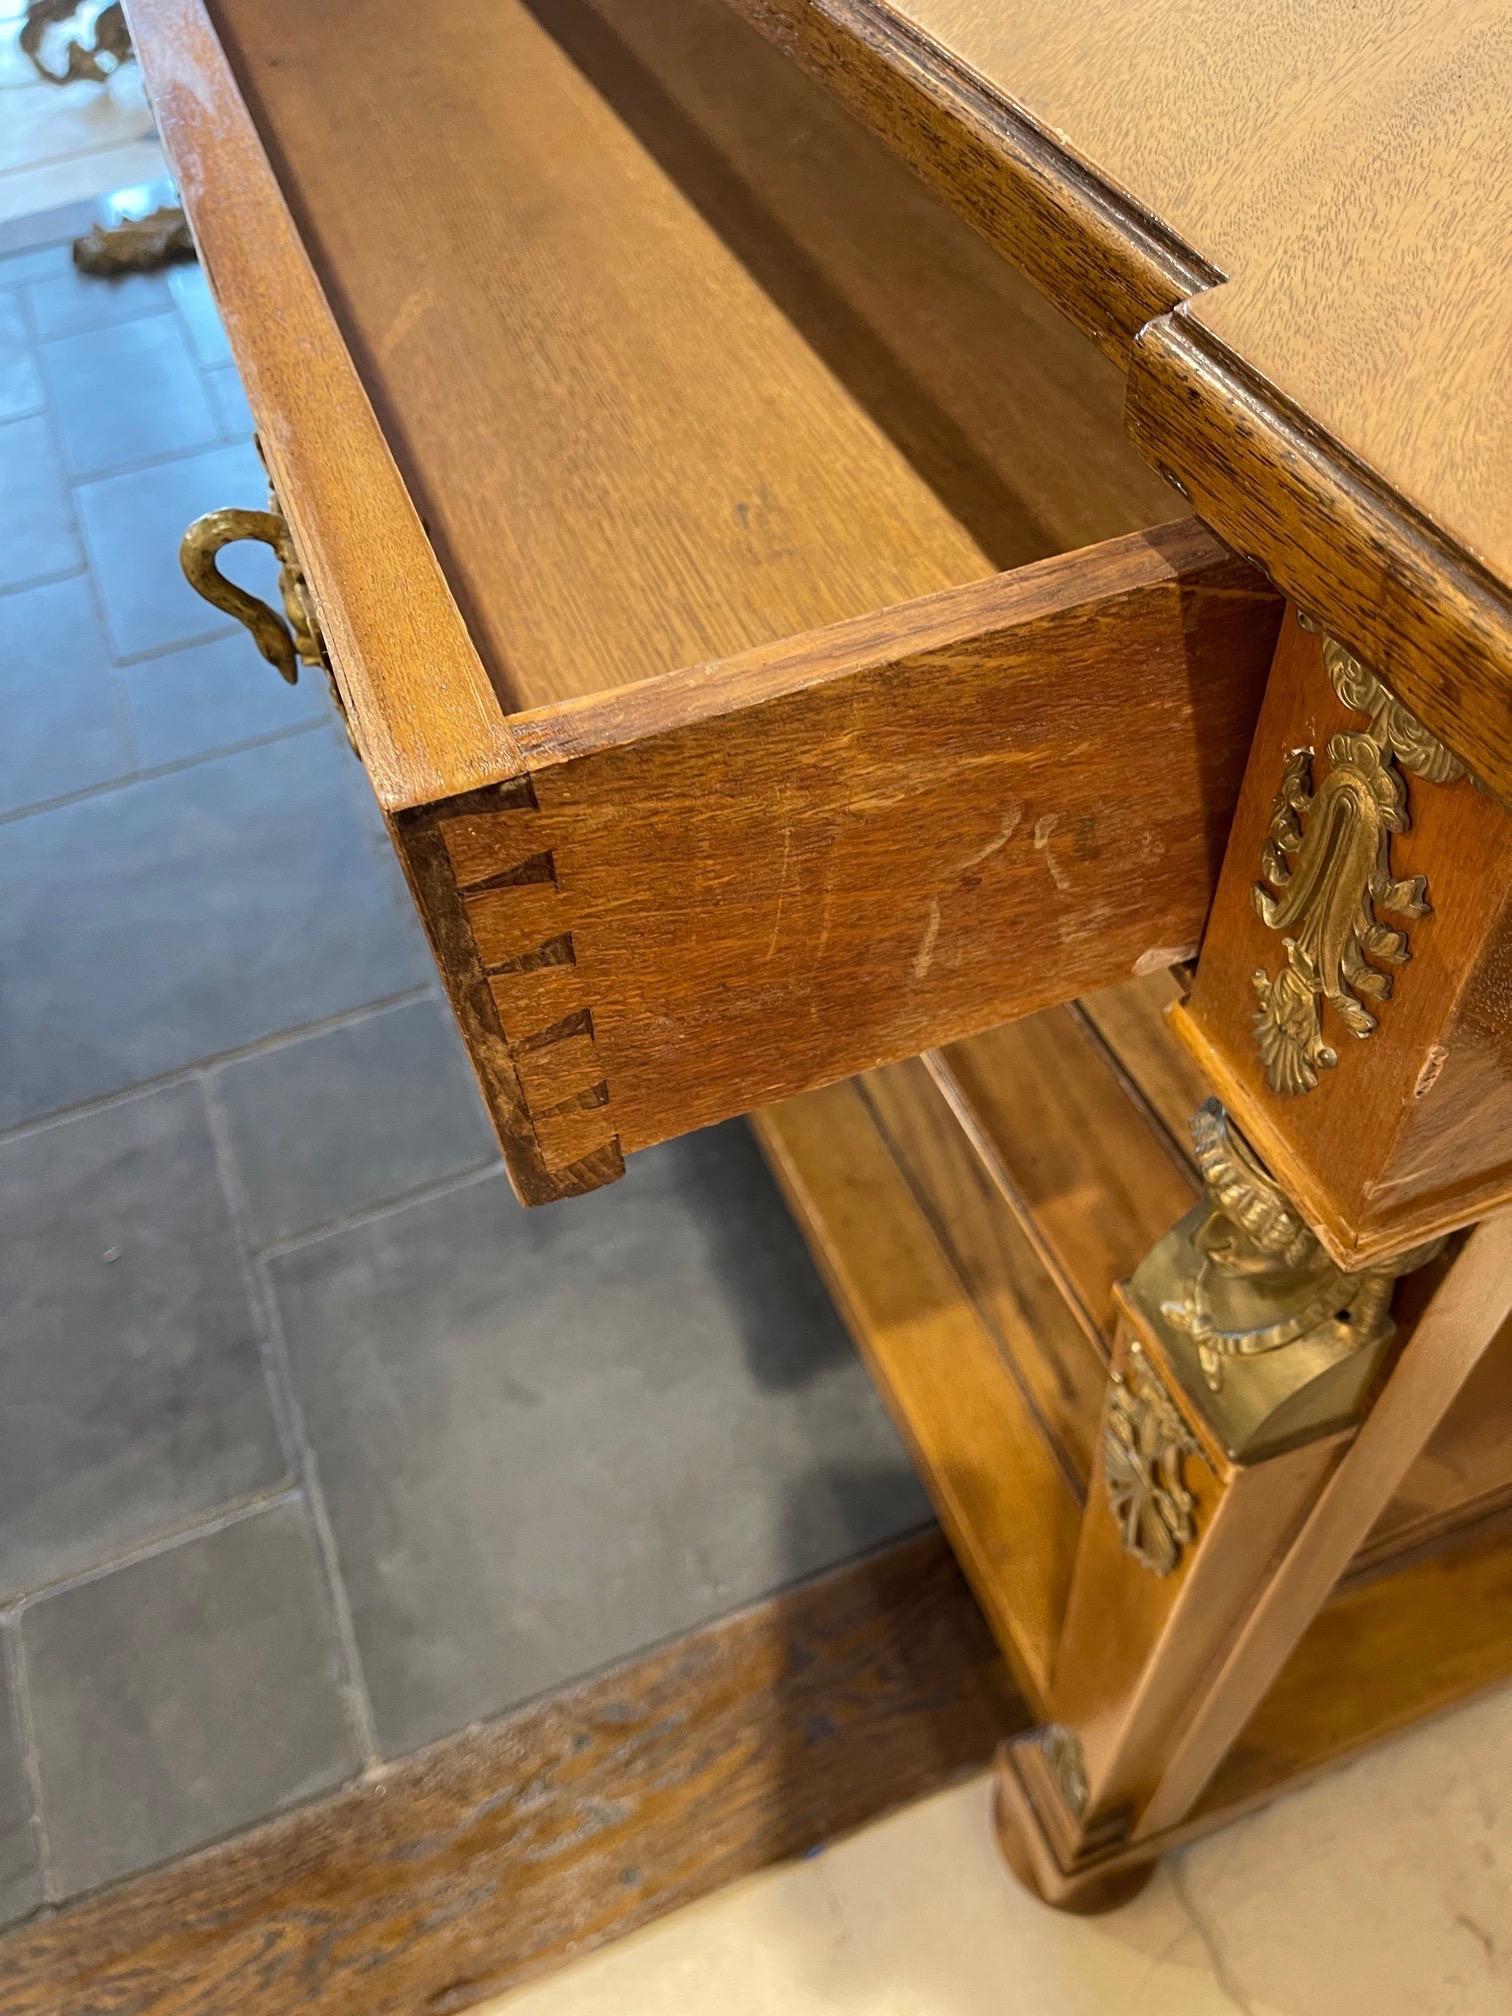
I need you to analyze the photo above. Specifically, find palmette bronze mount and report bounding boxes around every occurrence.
[1102,1340,1198,1577]
[1250,621,1466,1096]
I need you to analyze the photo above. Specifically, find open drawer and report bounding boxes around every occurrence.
[132,0,1282,1203]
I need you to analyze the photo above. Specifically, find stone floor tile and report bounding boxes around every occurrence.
[74,436,273,659]
[40,311,220,476]
[0,244,72,289]
[270,1129,930,1757]
[0,1079,286,1594]
[0,294,43,423]
[0,573,132,814]
[0,725,429,1125]
[23,1498,361,1896]
[117,627,328,767]
[205,360,255,439]
[1177,1682,1512,2016]
[23,261,171,341]
[0,413,82,589]
[0,1641,40,1930]
[214,995,496,1247]
[486,1779,1235,2016]
[167,262,233,368]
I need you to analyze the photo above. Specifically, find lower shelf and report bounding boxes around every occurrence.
[1201,1500,1512,1825]
[752,1069,1079,1707]
[754,972,1512,1806]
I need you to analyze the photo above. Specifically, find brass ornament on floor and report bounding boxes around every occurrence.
[1102,1341,1198,1576]
[73,207,194,277]
[21,0,198,278]
[21,0,131,84]
[1250,621,1466,1096]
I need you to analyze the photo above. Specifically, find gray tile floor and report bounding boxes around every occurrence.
[0,205,930,1920]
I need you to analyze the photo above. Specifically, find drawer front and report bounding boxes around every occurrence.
[390,520,1280,1203]
[178,484,1277,1207]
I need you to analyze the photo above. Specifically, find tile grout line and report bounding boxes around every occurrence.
[196,1008,383,1768]
[9,273,146,778]
[252,1153,503,1262]
[0,981,435,1147]
[60,391,246,489]
[197,1071,308,1490]
[106,618,239,667]
[0,713,327,828]
[248,1241,385,1769]
[0,1610,55,1907]
[6,290,89,620]
[0,127,161,185]
[0,559,87,600]
[7,1488,307,1614]
[27,326,148,776]
[0,400,250,498]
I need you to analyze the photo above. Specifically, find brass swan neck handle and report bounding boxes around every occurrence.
[179,501,325,685]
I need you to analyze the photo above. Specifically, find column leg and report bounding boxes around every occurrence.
[993,1108,1512,1909]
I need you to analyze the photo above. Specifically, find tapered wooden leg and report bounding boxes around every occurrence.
[994,607,1512,1908]
[994,1204,1512,1907]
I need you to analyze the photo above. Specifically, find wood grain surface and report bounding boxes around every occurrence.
[123,0,523,810]
[1075,968,1209,1154]
[1142,1209,1512,1835]
[1049,1307,1345,1828]
[1208,1498,1512,1818]
[753,1078,1081,1706]
[885,0,1512,580]
[0,1532,1017,2016]
[862,1055,1106,1489]
[526,0,1176,573]
[730,0,1512,802]
[932,1007,1197,1338]
[1173,613,1512,1266]
[1357,1314,1512,1569]
[201,0,1164,719]
[492,523,1277,1180]
[995,1496,1512,1903]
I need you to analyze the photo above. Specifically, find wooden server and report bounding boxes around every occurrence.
[129,0,1512,1910]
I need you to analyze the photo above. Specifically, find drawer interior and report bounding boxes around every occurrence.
[157,0,1281,1204]
[207,0,1173,717]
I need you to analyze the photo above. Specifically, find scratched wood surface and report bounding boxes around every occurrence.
[732,0,1512,803]
[485,524,1278,1182]
[131,0,1292,1209]
[0,1532,1017,2016]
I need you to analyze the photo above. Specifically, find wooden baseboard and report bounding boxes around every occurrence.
[0,1530,1019,2016]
